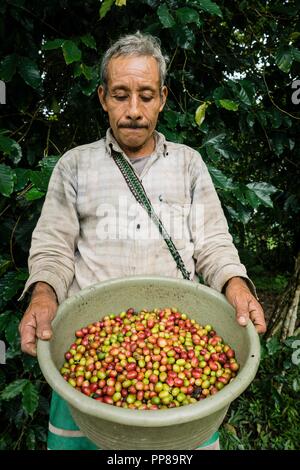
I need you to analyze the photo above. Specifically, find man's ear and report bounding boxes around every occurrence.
[159,86,168,112]
[98,85,108,112]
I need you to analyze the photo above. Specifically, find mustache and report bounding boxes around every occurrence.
[118,123,149,129]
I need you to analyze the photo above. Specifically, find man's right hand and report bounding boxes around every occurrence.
[19,282,58,356]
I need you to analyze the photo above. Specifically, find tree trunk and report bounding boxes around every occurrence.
[266,250,300,340]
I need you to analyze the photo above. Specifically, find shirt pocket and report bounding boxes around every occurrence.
[156,194,191,250]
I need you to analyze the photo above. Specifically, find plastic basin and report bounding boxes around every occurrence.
[37,276,260,449]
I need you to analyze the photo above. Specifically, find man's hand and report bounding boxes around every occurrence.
[19,282,58,356]
[224,277,266,334]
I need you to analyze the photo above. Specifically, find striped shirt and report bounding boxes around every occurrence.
[20,129,253,304]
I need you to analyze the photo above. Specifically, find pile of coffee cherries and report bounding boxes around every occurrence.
[60,307,239,410]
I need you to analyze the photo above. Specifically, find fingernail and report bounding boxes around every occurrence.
[239,316,247,325]
[42,330,51,339]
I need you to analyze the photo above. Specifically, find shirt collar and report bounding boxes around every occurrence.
[105,128,168,158]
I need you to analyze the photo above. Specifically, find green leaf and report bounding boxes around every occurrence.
[0,133,22,164]
[25,429,36,450]
[195,102,209,126]
[80,34,97,50]
[175,27,195,50]
[0,163,15,197]
[290,32,300,42]
[22,382,39,417]
[275,47,293,73]
[201,132,226,147]
[39,155,60,172]
[176,7,200,25]
[271,133,286,156]
[18,57,42,89]
[216,143,238,160]
[266,336,281,356]
[195,0,223,18]
[22,354,38,373]
[163,110,178,128]
[246,182,278,209]
[81,64,94,81]
[0,270,27,304]
[81,77,99,96]
[0,133,17,153]
[256,110,268,127]
[25,187,45,201]
[6,343,22,360]
[99,0,114,19]
[0,379,28,400]
[226,205,252,225]
[0,54,18,81]
[219,99,239,111]
[0,311,11,331]
[207,166,235,190]
[16,270,29,281]
[14,168,30,191]
[238,86,251,106]
[29,170,50,192]
[292,47,300,62]
[213,86,226,101]
[157,4,175,28]
[5,316,20,344]
[0,258,12,277]
[270,109,282,129]
[42,38,64,50]
[62,40,82,65]
[247,113,255,128]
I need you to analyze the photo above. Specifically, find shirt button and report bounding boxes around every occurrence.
[136,224,141,229]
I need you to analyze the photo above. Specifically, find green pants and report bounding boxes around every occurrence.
[48,391,220,450]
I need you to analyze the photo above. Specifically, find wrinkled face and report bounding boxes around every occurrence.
[98,55,168,157]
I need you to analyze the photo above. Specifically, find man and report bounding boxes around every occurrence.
[19,32,266,450]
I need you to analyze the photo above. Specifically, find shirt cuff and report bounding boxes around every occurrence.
[18,270,67,304]
[210,266,258,299]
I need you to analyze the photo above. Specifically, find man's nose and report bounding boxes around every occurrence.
[126,96,142,120]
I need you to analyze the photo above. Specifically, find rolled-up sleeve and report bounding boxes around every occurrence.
[18,155,79,304]
[189,153,256,295]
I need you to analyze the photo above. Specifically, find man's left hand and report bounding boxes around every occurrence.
[224,277,266,334]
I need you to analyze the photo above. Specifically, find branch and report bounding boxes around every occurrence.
[7,1,63,36]
[262,71,300,121]
[10,214,22,270]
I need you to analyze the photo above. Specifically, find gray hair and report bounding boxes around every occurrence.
[100,32,168,93]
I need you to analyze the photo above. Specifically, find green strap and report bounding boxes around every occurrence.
[111,149,191,281]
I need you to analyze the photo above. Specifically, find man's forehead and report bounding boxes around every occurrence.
[107,55,160,81]
[110,83,157,92]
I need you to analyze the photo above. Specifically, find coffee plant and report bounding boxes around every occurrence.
[0,0,299,449]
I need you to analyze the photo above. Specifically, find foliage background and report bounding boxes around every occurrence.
[0,0,299,449]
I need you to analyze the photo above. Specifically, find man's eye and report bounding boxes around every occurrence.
[114,95,127,101]
[141,96,153,102]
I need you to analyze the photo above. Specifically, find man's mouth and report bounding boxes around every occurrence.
[118,124,148,129]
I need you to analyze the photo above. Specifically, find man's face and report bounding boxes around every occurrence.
[98,55,168,157]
